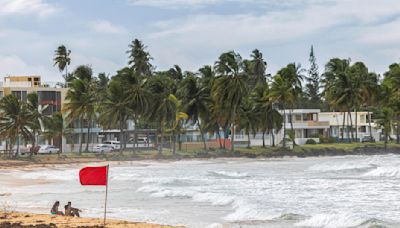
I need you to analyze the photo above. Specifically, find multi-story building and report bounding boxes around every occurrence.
[235,109,381,146]
[0,76,68,150]
[319,112,380,141]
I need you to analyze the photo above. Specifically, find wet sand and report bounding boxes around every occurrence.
[0,211,183,227]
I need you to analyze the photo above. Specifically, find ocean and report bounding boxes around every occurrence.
[1,155,400,228]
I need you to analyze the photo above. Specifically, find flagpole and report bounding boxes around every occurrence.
[103,164,109,227]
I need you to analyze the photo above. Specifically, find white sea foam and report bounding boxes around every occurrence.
[192,192,235,206]
[19,169,78,181]
[224,199,277,222]
[209,170,249,178]
[363,166,400,178]
[294,213,365,228]
[308,162,376,172]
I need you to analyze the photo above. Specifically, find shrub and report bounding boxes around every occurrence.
[305,139,317,144]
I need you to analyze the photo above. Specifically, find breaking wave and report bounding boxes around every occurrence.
[208,170,249,178]
[363,166,400,178]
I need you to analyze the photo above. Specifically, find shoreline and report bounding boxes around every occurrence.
[0,145,400,170]
[0,211,183,227]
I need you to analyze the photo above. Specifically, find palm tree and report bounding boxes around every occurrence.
[178,75,209,150]
[44,112,71,156]
[26,92,48,157]
[167,98,188,155]
[237,97,256,148]
[253,83,283,147]
[376,108,394,150]
[323,58,353,142]
[53,45,71,84]
[270,74,294,148]
[127,38,152,76]
[99,79,133,153]
[383,63,400,144]
[63,66,96,154]
[360,72,379,139]
[213,51,248,152]
[146,75,177,154]
[276,63,304,146]
[0,95,32,157]
[108,67,149,152]
[249,49,267,88]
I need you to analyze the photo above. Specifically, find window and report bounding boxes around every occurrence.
[360,115,366,123]
[11,91,27,101]
[295,114,302,122]
[0,91,3,98]
[359,126,366,133]
[38,91,61,115]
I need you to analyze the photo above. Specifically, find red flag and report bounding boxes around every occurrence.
[79,166,108,186]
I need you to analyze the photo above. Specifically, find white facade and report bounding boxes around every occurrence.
[319,112,380,141]
[234,109,382,146]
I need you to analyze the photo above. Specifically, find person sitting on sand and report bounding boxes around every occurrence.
[50,201,64,215]
[64,202,81,217]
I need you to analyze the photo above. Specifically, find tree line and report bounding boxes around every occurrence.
[0,39,399,157]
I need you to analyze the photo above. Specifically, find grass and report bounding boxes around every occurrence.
[1,142,400,163]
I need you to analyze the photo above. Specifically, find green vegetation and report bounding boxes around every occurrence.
[1,39,400,159]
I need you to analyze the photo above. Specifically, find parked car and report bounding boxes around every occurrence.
[38,145,59,154]
[93,144,114,153]
[103,140,121,150]
[361,136,375,143]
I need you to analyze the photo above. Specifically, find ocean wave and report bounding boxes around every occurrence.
[19,169,78,181]
[192,192,235,206]
[276,213,307,221]
[294,213,366,228]
[363,166,400,178]
[137,184,235,206]
[308,162,377,172]
[209,171,249,178]
[224,199,276,222]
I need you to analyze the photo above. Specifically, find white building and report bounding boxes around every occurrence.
[234,109,381,146]
[319,111,379,141]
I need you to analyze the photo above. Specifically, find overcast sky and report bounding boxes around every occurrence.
[0,0,399,82]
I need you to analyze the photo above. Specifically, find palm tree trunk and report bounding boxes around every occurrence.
[15,130,20,157]
[172,132,176,155]
[348,111,354,142]
[178,132,182,151]
[223,126,227,149]
[58,133,63,158]
[282,109,286,148]
[355,109,358,142]
[247,131,251,148]
[79,118,84,154]
[271,130,275,147]
[132,118,137,154]
[159,122,164,155]
[30,130,36,159]
[119,121,124,154]
[368,110,373,138]
[342,112,345,141]
[231,124,235,152]
[396,115,400,144]
[217,130,222,149]
[85,117,91,152]
[262,131,265,148]
[384,130,388,151]
[198,122,207,150]
[289,109,295,147]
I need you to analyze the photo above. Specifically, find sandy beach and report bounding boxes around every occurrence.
[0,211,183,227]
[0,159,185,228]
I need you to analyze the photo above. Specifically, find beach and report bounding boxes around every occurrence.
[2,155,400,227]
[0,211,181,227]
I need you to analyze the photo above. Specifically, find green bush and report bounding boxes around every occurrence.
[305,139,317,144]
[319,135,336,143]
